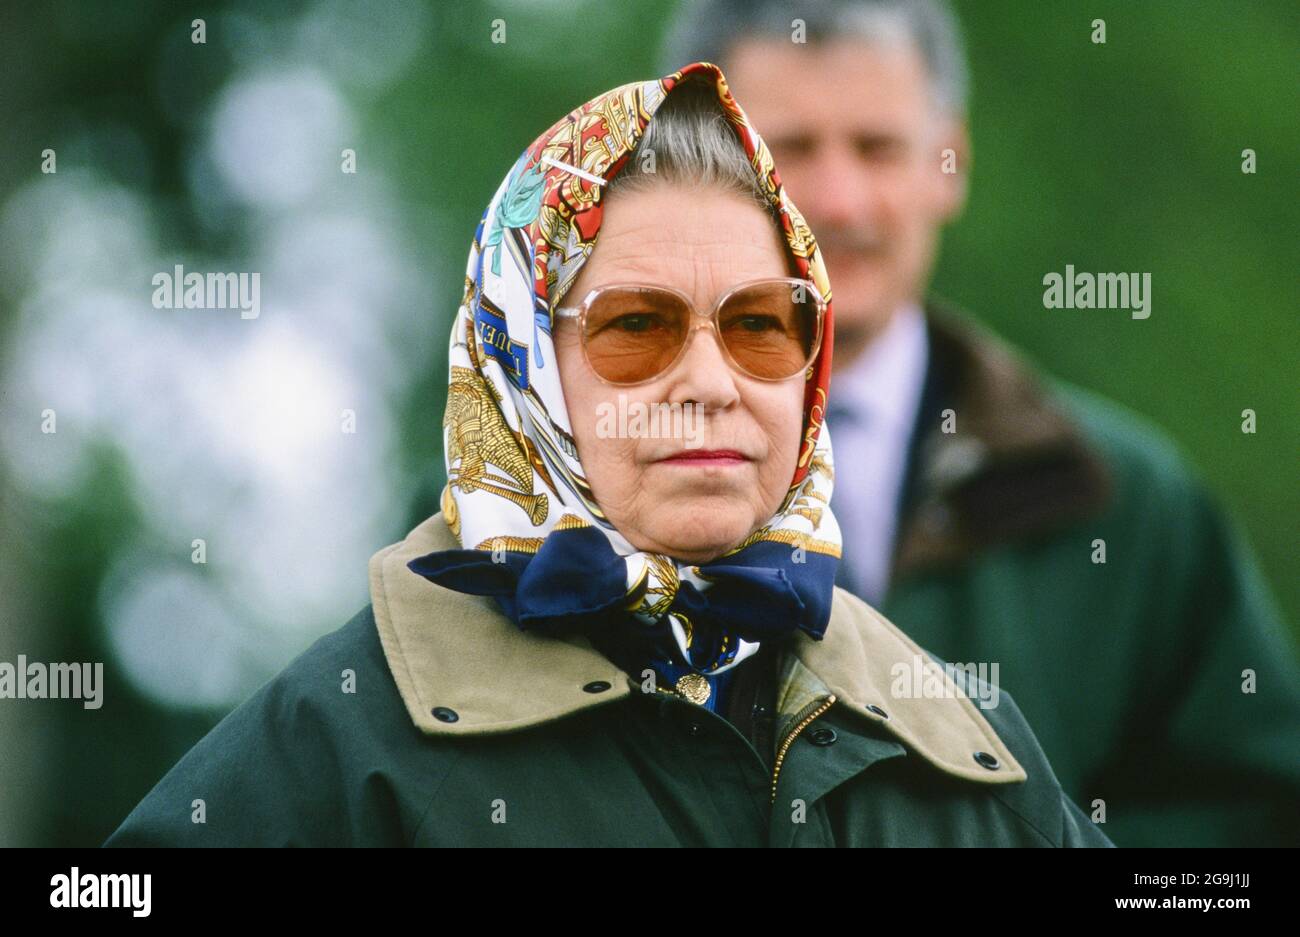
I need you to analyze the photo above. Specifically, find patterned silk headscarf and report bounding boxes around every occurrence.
[409,62,841,696]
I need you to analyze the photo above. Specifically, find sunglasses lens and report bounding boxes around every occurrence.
[578,281,821,384]
[582,288,690,383]
[718,280,821,379]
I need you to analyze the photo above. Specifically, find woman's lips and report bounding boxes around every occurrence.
[656,449,749,466]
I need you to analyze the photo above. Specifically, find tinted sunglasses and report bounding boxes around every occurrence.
[554,276,826,386]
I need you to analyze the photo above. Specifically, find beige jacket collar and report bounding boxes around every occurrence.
[370,512,1025,786]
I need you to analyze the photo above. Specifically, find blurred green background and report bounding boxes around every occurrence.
[0,0,1295,846]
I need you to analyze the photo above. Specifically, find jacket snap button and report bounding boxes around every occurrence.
[432,706,459,723]
[866,704,889,719]
[973,751,1000,770]
[583,681,611,694]
[808,726,837,746]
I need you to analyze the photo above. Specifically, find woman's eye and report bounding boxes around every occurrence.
[612,313,661,332]
[729,314,782,333]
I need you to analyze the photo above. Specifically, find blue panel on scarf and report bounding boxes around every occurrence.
[473,301,528,390]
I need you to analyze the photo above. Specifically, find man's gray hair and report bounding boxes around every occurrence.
[660,0,970,116]
[608,76,779,225]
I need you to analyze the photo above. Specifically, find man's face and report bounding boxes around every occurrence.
[726,38,968,365]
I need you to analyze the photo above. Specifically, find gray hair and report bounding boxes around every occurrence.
[659,0,970,117]
[608,76,779,225]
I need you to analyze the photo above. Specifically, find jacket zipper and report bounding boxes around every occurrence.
[769,694,836,804]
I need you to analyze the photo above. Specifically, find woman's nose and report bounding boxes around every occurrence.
[664,322,741,407]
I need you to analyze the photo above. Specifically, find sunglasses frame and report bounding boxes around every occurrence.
[553,276,826,387]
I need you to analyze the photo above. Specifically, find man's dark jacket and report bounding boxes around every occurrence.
[863,303,1300,847]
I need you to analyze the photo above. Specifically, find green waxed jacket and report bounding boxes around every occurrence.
[104,513,1112,848]
[871,307,1300,847]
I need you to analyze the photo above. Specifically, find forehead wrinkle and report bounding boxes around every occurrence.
[587,229,788,292]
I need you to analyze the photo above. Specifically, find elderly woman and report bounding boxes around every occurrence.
[105,63,1109,848]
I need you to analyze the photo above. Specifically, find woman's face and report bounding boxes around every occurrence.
[553,184,807,563]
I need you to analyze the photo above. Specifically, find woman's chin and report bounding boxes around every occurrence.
[633,502,760,563]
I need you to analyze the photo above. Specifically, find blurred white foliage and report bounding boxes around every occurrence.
[0,16,438,708]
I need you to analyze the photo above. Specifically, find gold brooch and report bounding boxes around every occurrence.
[674,673,712,706]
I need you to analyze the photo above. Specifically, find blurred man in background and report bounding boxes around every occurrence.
[662,0,1300,846]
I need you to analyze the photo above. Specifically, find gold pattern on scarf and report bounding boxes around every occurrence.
[472,535,544,554]
[724,525,842,560]
[786,452,832,529]
[467,512,594,555]
[441,484,461,541]
[808,450,833,481]
[798,387,829,471]
[677,611,695,648]
[444,324,549,525]
[641,554,680,619]
[790,505,824,527]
